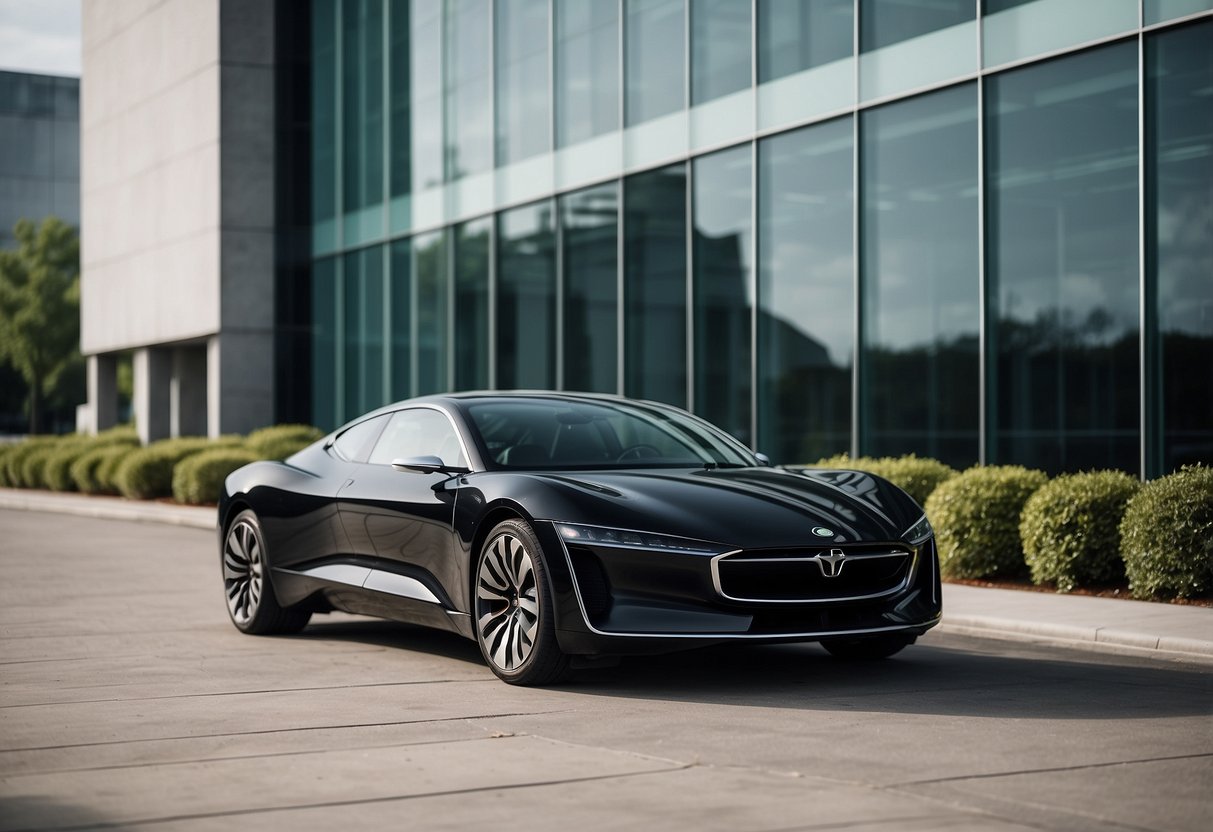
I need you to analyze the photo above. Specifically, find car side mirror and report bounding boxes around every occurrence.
[391,456,470,475]
[754,452,772,467]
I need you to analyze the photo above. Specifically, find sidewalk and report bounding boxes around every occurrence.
[3,487,1210,663]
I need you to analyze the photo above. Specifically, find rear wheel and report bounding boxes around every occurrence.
[821,633,915,660]
[475,519,569,686]
[222,509,311,635]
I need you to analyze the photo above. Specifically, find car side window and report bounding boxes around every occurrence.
[367,408,468,468]
[330,414,388,462]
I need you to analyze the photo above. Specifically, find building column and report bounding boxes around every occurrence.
[84,353,119,434]
[171,346,208,437]
[208,334,274,439]
[133,347,171,445]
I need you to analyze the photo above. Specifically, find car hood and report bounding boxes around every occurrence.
[524,466,921,549]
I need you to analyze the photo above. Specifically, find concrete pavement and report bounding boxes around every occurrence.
[2,486,1210,663]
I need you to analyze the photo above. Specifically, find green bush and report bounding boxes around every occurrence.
[45,433,140,492]
[1020,470,1139,593]
[1120,465,1213,600]
[19,445,61,489]
[113,437,240,500]
[172,447,258,505]
[0,444,15,487]
[2,438,59,488]
[246,424,322,457]
[926,465,1048,580]
[812,453,958,506]
[72,444,135,495]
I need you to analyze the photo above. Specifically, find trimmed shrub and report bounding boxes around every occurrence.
[1120,465,1213,600]
[114,437,240,500]
[19,445,61,489]
[45,433,140,492]
[246,424,322,457]
[0,444,15,487]
[172,447,258,505]
[926,465,1048,580]
[3,439,58,488]
[1020,470,1139,593]
[72,444,135,495]
[812,453,958,506]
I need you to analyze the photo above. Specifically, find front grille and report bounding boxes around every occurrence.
[714,546,913,602]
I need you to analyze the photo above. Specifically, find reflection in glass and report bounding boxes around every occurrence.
[445,0,493,179]
[555,0,620,148]
[1147,20,1213,473]
[497,201,557,389]
[454,217,491,390]
[987,43,1139,474]
[860,0,974,51]
[1145,0,1213,24]
[342,0,384,212]
[343,246,385,418]
[389,0,410,201]
[495,0,550,165]
[311,0,337,233]
[694,145,752,443]
[561,183,619,394]
[411,0,444,190]
[691,0,751,105]
[757,118,853,464]
[312,257,337,430]
[626,0,686,126]
[625,164,687,407]
[415,230,448,394]
[860,84,979,468]
[758,0,852,84]
[389,239,412,400]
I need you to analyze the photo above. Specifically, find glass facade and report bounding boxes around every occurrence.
[301,0,1213,479]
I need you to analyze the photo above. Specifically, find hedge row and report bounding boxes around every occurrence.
[812,454,1212,601]
[0,423,323,505]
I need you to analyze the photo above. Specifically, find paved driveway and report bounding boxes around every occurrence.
[1,509,1210,831]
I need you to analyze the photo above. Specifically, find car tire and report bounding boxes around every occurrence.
[474,519,570,686]
[222,509,311,635]
[821,633,915,660]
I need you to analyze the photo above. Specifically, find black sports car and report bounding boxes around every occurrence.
[219,392,941,685]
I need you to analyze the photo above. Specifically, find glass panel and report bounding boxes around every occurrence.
[859,0,975,51]
[561,183,619,394]
[691,0,752,106]
[860,84,979,468]
[389,238,412,400]
[757,0,852,84]
[342,0,384,213]
[445,0,493,179]
[369,408,467,466]
[1147,20,1213,472]
[757,118,853,465]
[495,0,550,165]
[693,145,753,443]
[625,0,686,126]
[389,0,410,201]
[454,216,491,390]
[624,163,688,407]
[410,0,444,191]
[983,0,1138,70]
[1145,0,1213,24]
[414,230,449,394]
[986,43,1139,474]
[343,246,386,418]
[312,257,338,430]
[555,0,620,148]
[311,0,337,246]
[497,201,557,389]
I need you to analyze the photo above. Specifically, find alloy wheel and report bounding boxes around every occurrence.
[224,519,263,626]
[476,532,540,672]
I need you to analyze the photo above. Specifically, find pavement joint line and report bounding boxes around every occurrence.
[0,710,575,754]
[887,750,1213,788]
[936,621,1213,664]
[0,677,497,709]
[1,762,695,832]
[742,814,984,832]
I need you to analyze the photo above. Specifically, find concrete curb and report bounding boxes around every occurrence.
[937,616,1213,662]
[0,488,215,530]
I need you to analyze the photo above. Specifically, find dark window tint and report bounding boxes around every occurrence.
[455,218,491,390]
[561,183,619,393]
[859,0,974,52]
[497,201,557,388]
[758,0,853,84]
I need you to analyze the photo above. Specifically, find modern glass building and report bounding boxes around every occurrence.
[288,0,1212,477]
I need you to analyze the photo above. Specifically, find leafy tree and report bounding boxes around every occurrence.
[0,217,81,434]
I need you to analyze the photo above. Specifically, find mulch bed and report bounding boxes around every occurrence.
[945,578,1213,608]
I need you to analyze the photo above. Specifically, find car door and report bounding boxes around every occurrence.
[335,406,468,609]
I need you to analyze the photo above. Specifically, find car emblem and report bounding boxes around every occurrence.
[812,526,834,538]
[812,548,847,578]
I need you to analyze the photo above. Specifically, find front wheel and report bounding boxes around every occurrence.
[475,519,569,685]
[821,633,915,660]
[222,509,311,635]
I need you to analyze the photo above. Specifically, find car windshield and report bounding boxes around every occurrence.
[464,398,757,470]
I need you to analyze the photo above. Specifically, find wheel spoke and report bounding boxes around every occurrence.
[224,520,264,626]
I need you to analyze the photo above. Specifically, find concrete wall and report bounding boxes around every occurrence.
[80,0,277,438]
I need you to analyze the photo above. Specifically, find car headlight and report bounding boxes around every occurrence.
[555,523,725,554]
[902,514,933,545]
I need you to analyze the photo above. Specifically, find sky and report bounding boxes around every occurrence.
[0,0,81,77]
